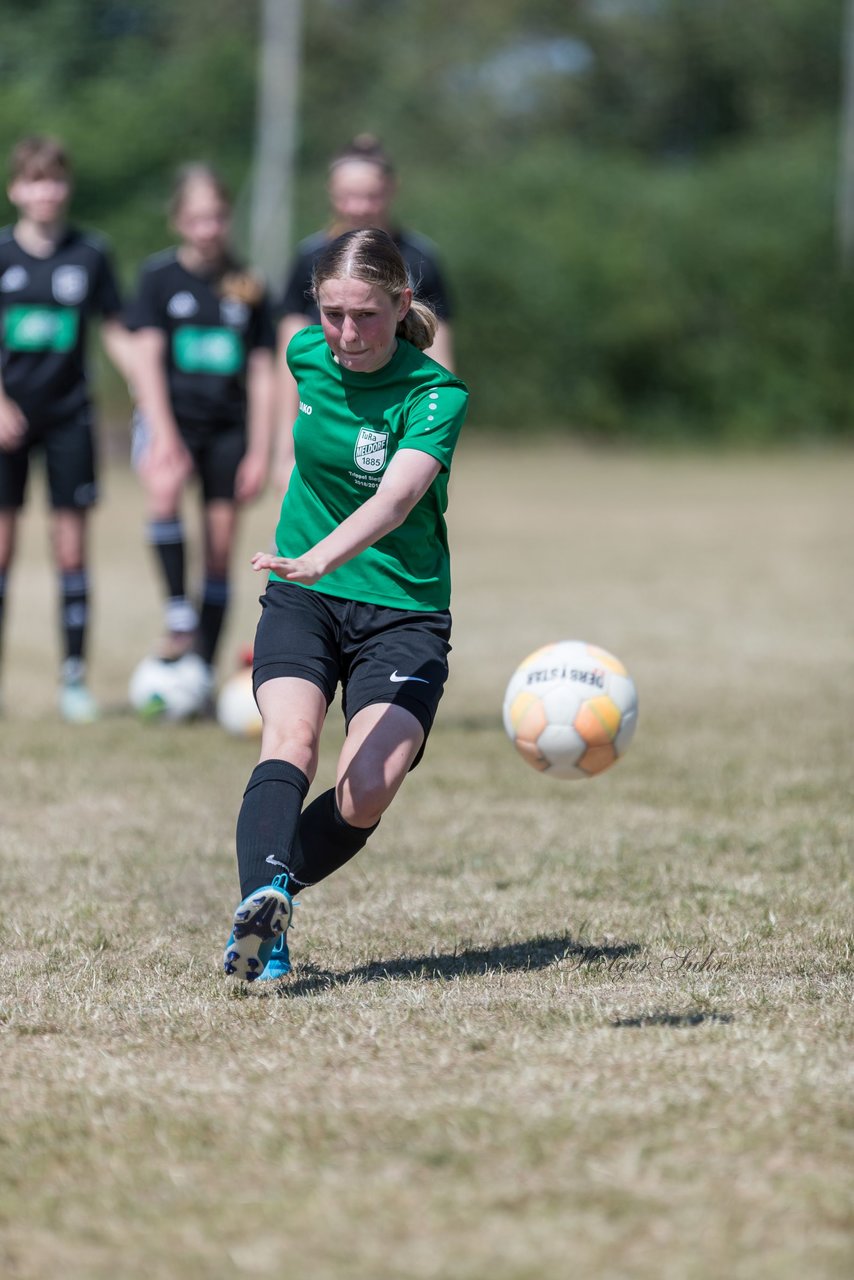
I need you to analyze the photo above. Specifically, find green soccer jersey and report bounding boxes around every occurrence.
[273,326,469,611]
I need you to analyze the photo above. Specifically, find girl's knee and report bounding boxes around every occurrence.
[337,771,395,828]
[260,723,319,779]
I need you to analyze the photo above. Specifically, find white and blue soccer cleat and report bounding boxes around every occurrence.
[223,874,293,982]
[257,933,292,982]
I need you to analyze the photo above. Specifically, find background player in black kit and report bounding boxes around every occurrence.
[0,136,133,722]
[127,164,275,683]
[273,134,455,491]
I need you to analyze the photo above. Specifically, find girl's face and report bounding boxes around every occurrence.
[318,276,411,374]
[327,161,394,231]
[173,181,231,262]
[8,172,71,226]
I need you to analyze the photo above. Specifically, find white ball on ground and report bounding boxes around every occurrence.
[129,652,213,722]
[216,667,262,738]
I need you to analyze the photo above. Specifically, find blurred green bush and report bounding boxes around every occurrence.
[425,126,850,441]
[1,0,850,443]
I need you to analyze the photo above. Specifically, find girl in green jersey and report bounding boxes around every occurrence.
[223,229,468,982]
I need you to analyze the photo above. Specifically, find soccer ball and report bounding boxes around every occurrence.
[503,640,638,780]
[128,652,213,722]
[216,667,262,738]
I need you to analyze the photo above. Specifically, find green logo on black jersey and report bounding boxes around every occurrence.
[3,305,78,352]
[173,326,243,375]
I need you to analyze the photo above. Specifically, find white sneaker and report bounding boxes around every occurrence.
[59,681,99,724]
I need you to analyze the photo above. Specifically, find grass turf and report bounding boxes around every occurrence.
[0,443,851,1279]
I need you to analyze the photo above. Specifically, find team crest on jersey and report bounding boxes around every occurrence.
[167,291,199,319]
[354,428,388,473]
[220,298,249,327]
[0,265,28,292]
[52,265,88,304]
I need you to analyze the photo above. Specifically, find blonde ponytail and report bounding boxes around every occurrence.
[398,297,438,351]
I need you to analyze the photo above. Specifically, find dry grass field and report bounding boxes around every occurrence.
[0,440,851,1279]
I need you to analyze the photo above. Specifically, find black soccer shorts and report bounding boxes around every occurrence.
[0,409,97,510]
[252,580,452,767]
[132,410,247,503]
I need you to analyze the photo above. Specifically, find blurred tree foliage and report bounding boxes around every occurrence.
[0,0,848,439]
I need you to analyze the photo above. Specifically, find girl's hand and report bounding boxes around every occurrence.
[139,432,193,482]
[250,550,325,585]
[235,451,267,504]
[0,397,27,451]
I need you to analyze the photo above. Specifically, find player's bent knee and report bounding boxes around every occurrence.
[337,785,388,829]
[259,725,319,777]
[337,764,408,827]
[349,780,388,822]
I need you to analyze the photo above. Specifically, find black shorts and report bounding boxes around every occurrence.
[0,409,97,511]
[132,411,246,503]
[253,581,452,768]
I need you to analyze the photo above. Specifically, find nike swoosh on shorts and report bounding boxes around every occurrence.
[389,671,430,684]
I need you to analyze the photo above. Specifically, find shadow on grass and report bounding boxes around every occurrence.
[610,1011,734,1029]
[438,712,505,733]
[268,933,641,999]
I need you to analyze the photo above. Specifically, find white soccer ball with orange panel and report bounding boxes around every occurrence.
[502,640,638,780]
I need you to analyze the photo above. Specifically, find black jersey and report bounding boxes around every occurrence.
[279,228,453,325]
[0,226,122,426]
[126,250,276,427]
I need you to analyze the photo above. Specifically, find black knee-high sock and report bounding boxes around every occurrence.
[147,518,185,597]
[235,759,310,899]
[147,519,196,634]
[196,576,229,665]
[60,569,88,678]
[288,787,379,889]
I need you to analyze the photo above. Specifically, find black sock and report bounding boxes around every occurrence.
[60,569,88,671]
[147,518,186,599]
[288,787,379,889]
[235,759,310,899]
[148,518,196,636]
[196,576,229,665]
[148,518,198,637]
